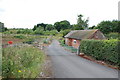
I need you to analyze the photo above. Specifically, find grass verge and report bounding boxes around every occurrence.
[2,44,45,78]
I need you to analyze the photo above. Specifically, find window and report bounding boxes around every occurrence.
[73,40,77,44]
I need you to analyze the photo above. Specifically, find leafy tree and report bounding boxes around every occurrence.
[60,20,71,30]
[95,20,120,34]
[61,29,71,37]
[46,24,55,31]
[37,23,47,31]
[0,22,7,32]
[77,14,89,30]
[34,27,44,35]
[89,25,96,29]
[17,29,33,34]
[72,24,84,30]
[54,20,71,32]
[54,22,61,32]
[32,25,37,31]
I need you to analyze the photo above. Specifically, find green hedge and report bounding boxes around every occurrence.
[105,32,119,39]
[80,39,119,66]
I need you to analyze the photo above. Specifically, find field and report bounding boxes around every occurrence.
[2,34,52,78]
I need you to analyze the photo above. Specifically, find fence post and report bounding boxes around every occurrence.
[77,45,80,55]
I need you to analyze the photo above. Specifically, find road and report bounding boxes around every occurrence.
[46,40,118,78]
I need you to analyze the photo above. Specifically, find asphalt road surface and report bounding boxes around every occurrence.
[46,40,118,78]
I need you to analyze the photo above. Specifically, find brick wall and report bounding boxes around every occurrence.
[65,38,80,49]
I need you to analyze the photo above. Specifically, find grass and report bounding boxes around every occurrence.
[2,34,53,78]
[58,38,77,53]
[63,44,77,53]
[2,45,45,78]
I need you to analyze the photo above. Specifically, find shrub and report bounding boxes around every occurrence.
[2,45,45,78]
[23,38,34,44]
[59,38,65,46]
[14,35,26,39]
[80,39,119,66]
[61,29,71,37]
[105,32,119,39]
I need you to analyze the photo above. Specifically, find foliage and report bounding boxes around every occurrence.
[88,25,96,29]
[23,38,34,44]
[105,32,119,39]
[46,24,55,31]
[95,20,120,34]
[37,23,47,31]
[60,20,71,30]
[2,45,45,78]
[14,35,26,39]
[54,20,71,32]
[54,22,61,32]
[32,25,37,31]
[59,38,65,46]
[80,39,119,66]
[59,38,77,53]
[43,30,58,36]
[71,24,84,30]
[17,29,33,34]
[34,27,44,35]
[0,22,8,32]
[60,29,71,37]
[77,14,89,30]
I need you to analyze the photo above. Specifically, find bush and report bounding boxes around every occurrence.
[23,38,34,44]
[61,29,71,37]
[80,39,119,66]
[105,32,119,39]
[59,38,65,46]
[2,45,45,78]
[14,35,26,39]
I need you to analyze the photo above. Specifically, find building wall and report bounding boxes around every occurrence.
[65,38,80,49]
[65,38,72,46]
[71,39,80,49]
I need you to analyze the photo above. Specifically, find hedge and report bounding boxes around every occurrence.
[80,39,119,66]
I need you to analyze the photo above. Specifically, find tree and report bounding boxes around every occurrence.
[95,20,120,34]
[60,20,71,30]
[34,27,44,35]
[0,22,7,32]
[77,14,89,30]
[72,24,84,30]
[37,23,47,31]
[46,24,55,31]
[54,20,71,32]
[32,25,37,31]
[54,22,61,32]
[88,25,96,29]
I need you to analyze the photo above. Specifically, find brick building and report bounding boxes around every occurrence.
[64,29,106,49]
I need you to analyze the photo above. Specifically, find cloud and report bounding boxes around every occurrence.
[0,0,119,28]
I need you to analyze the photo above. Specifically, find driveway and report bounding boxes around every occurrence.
[46,40,118,78]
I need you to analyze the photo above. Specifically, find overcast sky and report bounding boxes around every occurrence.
[0,0,119,29]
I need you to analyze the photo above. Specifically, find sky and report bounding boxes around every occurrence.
[0,0,119,29]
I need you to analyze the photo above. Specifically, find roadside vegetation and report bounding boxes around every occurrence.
[2,45,45,78]
[1,13,119,78]
[80,39,119,67]
[2,34,53,78]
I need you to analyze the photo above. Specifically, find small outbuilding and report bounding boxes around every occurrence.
[64,29,106,49]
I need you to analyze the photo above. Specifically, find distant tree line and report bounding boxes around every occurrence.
[33,14,89,33]
[89,20,120,34]
[2,14,120,36]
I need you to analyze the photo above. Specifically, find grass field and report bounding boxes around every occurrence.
[2,34,51,78]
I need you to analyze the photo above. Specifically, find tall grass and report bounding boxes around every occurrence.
[2,45,45,78]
